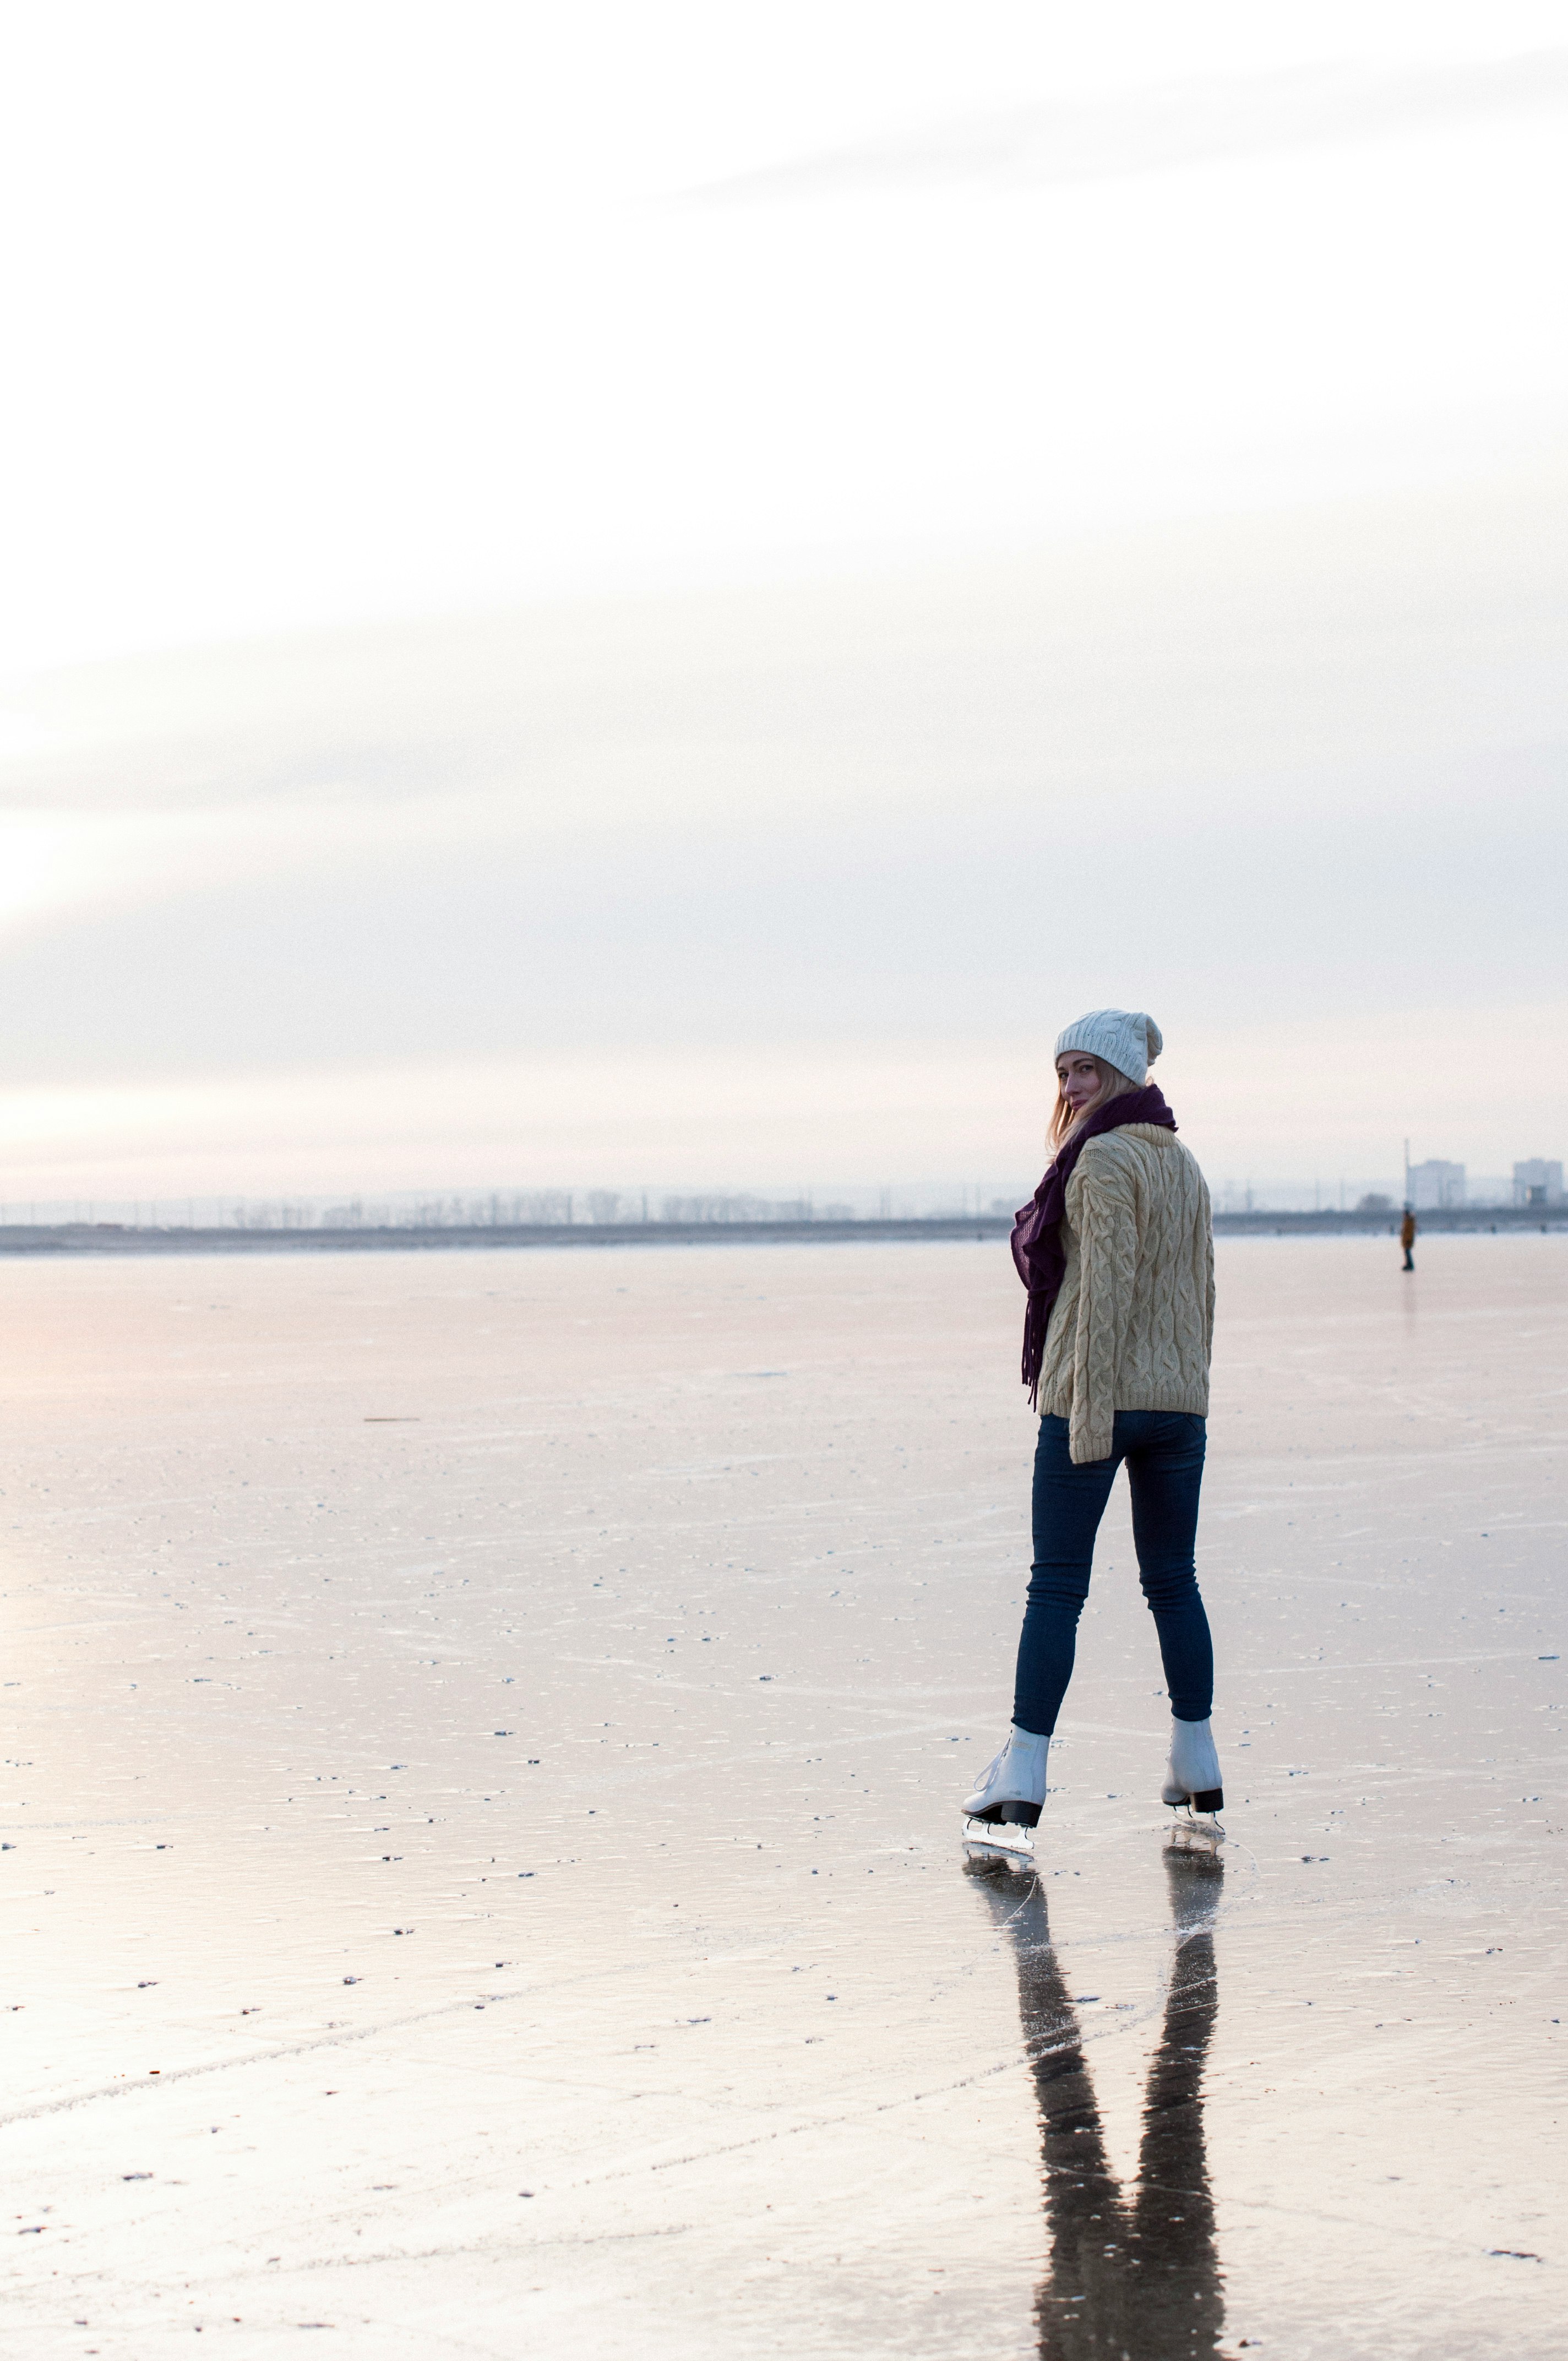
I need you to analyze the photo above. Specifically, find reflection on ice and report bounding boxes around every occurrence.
[973,1841,1224,2360]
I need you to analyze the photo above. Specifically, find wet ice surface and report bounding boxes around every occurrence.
[1,1237,1562,2358]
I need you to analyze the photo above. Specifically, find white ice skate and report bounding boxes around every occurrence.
[1161,1716,1224,1827]
[961,1726,1049,1857]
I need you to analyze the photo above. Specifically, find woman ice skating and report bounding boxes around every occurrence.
[1401,1206,1417,1271]
[964,1008,1220,1836]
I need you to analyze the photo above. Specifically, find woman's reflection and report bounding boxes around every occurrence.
[969,1838,1225,2359]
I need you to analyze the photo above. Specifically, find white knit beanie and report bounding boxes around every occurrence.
[1054,1009,1163,1087]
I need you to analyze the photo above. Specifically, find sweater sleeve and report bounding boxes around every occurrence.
[1201,1179,1216,1363]
[1064,1146,1140,1464]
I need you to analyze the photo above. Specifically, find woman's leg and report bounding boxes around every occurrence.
[1013,1415,1120,1735]
[1122,1412,1213,1721]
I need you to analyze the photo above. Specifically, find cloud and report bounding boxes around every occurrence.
[684,50,1568,203]
[4,1002,1562,1203]
[0,1042,1053,1200]
[3,467,1564,1187]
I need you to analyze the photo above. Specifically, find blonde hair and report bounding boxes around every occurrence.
[1049,1053,1138,1152]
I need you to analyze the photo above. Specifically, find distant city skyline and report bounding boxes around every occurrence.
[4,1151,1561,1233]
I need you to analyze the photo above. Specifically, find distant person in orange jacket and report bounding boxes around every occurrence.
[1401,1206,1417,1271]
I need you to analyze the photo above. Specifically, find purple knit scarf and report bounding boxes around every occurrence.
[1011,1085,1178,1405]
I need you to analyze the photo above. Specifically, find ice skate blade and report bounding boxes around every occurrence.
[1167,1800,1224,1846]
[962,1823,1035,1869]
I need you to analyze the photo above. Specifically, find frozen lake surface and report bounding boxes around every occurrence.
[1,1235,1562,2357]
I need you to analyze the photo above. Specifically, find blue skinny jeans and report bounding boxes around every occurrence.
[1013,1410,1214,1735]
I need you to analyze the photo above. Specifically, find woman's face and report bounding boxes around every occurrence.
[1056,1053,1102,1116]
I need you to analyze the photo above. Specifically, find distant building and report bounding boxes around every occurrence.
[1408,1160,1465,1210]
[1513,1158,1565,1208]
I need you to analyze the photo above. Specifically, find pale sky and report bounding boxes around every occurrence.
[2,2,1565,1202]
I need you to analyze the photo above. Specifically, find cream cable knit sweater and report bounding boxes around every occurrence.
[1036,1122,1215,1464]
